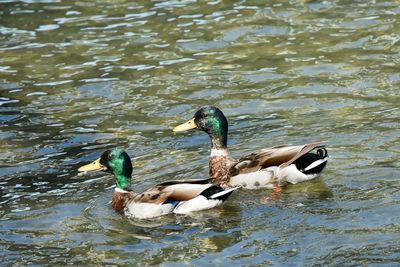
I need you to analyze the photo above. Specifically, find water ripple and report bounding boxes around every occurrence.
[0,0,399,265]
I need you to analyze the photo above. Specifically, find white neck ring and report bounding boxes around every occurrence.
[115,187,129,193]
[210,149,227,157]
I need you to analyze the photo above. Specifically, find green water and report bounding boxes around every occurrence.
[1,0,399,265]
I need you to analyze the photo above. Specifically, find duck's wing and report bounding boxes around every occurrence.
[155,182,216,201]
[156,178,212,186]
[133,188,174,205]
[135,180,215,204]
[229,142,326,176]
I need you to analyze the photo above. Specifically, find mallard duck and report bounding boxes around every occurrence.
[78,148,238,219]
[173,106,328,189]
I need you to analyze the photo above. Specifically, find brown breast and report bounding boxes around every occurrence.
[112,191,135,213]
[209,156,230,186]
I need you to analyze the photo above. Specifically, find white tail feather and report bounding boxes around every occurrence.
[304,157,328,171]
[210,187,239,199]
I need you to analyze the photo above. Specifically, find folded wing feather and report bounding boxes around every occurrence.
[136,182,214,204]
[229,142,325,176]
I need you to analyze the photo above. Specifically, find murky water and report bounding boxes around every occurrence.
[1,0,399,265]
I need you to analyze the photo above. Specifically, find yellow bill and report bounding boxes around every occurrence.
[173,118,196,132]
[78,158,107,172]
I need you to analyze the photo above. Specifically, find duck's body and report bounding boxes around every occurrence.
[79,149,237,219]
[173,106,328,189]
[208,143,328,189]
[114,179,236,219]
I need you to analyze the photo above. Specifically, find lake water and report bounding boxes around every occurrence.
[1,0,399,265]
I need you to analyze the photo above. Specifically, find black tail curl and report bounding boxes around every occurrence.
[316,147,328,158]
[294,146,328,175]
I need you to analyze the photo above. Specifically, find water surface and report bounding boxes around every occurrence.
[1,0,400,265]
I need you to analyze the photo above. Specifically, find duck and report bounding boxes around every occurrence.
[173,106,328,190]
[78,148,238,219]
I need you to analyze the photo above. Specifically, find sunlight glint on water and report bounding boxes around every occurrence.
[1,0,399,265]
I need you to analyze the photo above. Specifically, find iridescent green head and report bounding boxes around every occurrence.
[174,106,228,149]
[78,149,132,190]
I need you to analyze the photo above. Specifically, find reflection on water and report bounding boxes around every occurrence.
[1,0,400,265]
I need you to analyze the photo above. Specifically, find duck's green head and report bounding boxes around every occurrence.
[78,149,132,190]
[173,106,228,149]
